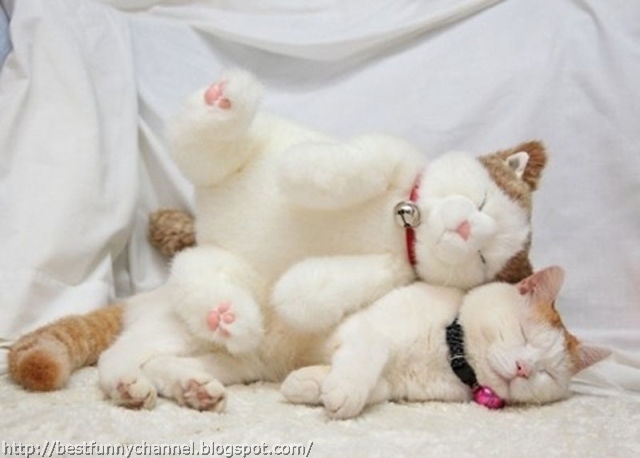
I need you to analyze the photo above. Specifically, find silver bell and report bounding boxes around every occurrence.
[394,201,421,229]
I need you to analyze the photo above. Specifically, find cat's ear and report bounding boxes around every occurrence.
[505,151,529,180]
[484,140,547,190]
[572,345,611,374]
[509,141,547,190]
[517,265,565,304]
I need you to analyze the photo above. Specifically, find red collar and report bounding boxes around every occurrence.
[405,175,421,267]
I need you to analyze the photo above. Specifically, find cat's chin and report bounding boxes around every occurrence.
[478,376,543,405]
[432,242,471,265]
[417,247,485,290]
[503,377,570,406]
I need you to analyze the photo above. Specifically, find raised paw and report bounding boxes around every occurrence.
[112,377,157,410]
[204,81,231,109]
[168,69,264,186]
[198,69,262,121]
[281,366,330,405]
[179,378,227,412]
[321,376,368,419]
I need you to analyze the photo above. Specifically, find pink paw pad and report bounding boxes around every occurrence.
[184,380,226,412]
[204,81,231,109]
[207,301,236,337]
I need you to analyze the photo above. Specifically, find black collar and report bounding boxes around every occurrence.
[445,318,480,390]
[445,318,505,409]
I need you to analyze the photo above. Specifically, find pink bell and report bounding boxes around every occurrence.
[473,386,505,409]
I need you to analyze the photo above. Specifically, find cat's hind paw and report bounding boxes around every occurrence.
[204,81,231,109]
[111,376,157,410]
[281,365,330,405]
[206,301,236,339]
[204,294,264,354]
[177,378,227,412]
[176,289,264,355]
[180,69,263,138]
[207,69,262,115]
[321,376,368,419]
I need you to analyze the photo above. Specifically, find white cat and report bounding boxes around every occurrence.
[96,69,553,406]
[9,70,552,393]
[164,69,546,354]
[98,266,607,415]
[282,266,609,418]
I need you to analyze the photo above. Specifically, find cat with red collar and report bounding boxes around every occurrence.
[11,70,548,399]
[161,69,546,350]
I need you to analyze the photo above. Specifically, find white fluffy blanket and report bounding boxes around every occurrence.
[1,368,639,458]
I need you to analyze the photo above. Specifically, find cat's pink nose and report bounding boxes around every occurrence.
[455,220,471,241]
[516,361,532,378]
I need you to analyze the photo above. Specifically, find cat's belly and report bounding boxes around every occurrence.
[195,155,407,281]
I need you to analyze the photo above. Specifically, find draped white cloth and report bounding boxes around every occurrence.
[1,0,639,396]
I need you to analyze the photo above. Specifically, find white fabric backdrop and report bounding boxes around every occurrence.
[0,0,638,395]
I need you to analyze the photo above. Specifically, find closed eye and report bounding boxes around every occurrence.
[478,192,488,211]
[542,369,557,382]
[519,324,528,342]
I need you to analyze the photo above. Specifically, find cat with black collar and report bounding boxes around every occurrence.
[11,70,555,404]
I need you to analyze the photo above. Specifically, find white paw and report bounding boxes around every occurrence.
[177,378,227,412]
[203,80,231,109]
[321,376,368,419]
[281,366,330,405]
[205,69,262,110]
[271,264,343,332]
[111,376,157,410]
[170,248,265,354]
[179,69,263,136]
[174,283,264,355]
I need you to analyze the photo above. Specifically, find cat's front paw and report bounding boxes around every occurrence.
[321,375,368,419]
[176,378,227,412]
[272,266,343,332]
[281,365,330,405]
[111,376,157,410]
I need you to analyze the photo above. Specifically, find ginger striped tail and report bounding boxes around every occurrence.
[8,305,123,391]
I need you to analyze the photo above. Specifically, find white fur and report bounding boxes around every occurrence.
[167,70,531,348]
[283,274,603,418]
[169,246,266,354]
[98,271,605,415]
[97,70,541,410]
[459,282,573,405]
[416,152,530,289]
